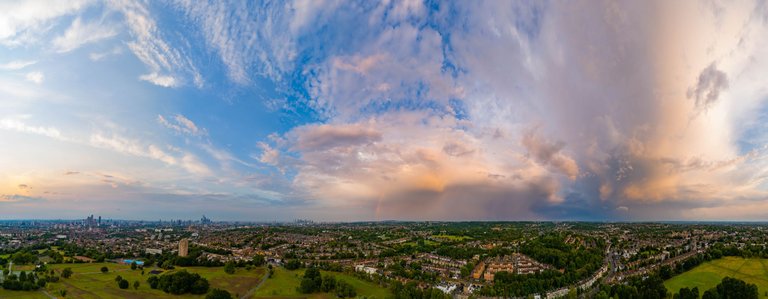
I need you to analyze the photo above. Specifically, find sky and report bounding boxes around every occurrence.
[2,0,768,221]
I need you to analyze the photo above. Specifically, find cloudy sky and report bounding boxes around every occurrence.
[2,0,768,221]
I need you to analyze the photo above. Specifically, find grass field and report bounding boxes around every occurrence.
[0,288,51,299]
[402,239,440,247]
[665,257,768,297]
[431,234,471,241]
[35,262,266,299]
[250,267,391,298]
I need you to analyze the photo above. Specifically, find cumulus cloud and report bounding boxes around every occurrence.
[521,129,579,180]
[687,63,729,110]
[139,73,177,88]
[243,0,768,220]
[25,71,44,84]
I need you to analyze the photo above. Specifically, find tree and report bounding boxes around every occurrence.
[147,275,159,289]
[101,266,109,273]
[206,288,233,299]
[567,287,577,299]
[674,287,699,299]
[133,280,140,290]
[59,290,67,297]
[61,267,73,278]
[299,277,319,294]
[252,254,265,266]
[701,276,759,299]
[115,275,123,282]
[335,280,356,298]
[224,261,236,274]
[285,259,301,270]
[321,275,337,292]
[659,265,674,280]
[154,270,209,295]
[131,261,138,270]
[118,279,129,289]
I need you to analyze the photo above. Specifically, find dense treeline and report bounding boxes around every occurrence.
[673,287,699,299]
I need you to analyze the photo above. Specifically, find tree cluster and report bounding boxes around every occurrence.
[701,277,758,299]
[1,270,45,291]
[673,287,699,299]
[389,281,451,299]
[297,267,356,298]
[205,288,233,299]
[147,270,209,295]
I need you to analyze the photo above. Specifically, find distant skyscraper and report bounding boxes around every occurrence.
[179,238,189,257]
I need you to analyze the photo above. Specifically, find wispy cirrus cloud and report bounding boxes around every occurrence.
[157,114,205,136]
[110,0,202,88]
[0,0,93,46]
[52,17,117,53]
[0,60,36,70]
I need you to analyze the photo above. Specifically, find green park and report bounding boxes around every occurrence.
[665,257,768,298]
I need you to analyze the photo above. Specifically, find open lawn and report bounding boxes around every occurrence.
[35,262,265,299]
[0,288,51,299]
[402,239,439,247]
[431,234,471,241]
[665,257,768,297]
[250,267,391,299]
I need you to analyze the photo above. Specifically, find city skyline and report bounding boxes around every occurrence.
[2,1,768,221]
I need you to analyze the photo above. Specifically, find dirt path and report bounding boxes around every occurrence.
[239,270,271,299]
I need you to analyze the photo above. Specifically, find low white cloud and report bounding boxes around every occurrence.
[139,73,177,87]
[0,117,62,140]
[0,60,36,70]
[89,46,123,61]
[52,17,117,53]
[0,0,93,46]
[25,71,44,84]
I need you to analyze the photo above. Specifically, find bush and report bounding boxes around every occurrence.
[285,259,301,270]
[224,262,236,274]
[118,279,129,289]
[61,267,73,278]
[147,275,159,289]
[206,288,233,299]
[101,266,109,273]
